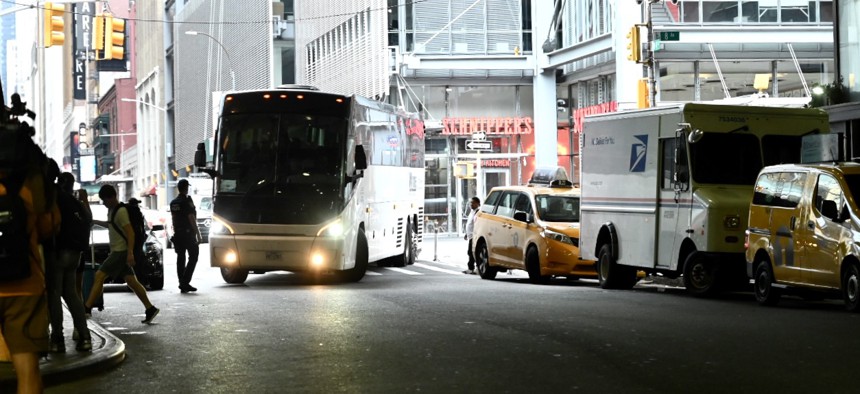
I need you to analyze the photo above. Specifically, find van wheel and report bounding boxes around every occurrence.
[842,264,860,312]
[475,242,497,280]
[597,244,636,289]
[525,246,549,284]
[683,252,719,297]
[221,267,249,284]
[341,229,369,283]
[754,261,781,306]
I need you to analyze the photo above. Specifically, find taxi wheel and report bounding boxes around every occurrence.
[525,247,549,285]
[221,267,249,284]
[476,242,497,280]
[597,244,636,289]
[682,252,720,297]
[753,261,781,306]
[842,264,860,312]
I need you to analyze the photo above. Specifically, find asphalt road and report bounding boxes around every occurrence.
[49,245,860,393]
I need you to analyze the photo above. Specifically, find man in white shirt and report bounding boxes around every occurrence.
[463,197,480,274]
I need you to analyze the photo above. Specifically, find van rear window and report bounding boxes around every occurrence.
[753,172,806,208]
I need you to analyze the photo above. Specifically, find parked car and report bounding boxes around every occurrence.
[196,196,212,243]
[141,208,172,248]
[471,167,597,284]
[746,162,860,311]
[84,204,165,290]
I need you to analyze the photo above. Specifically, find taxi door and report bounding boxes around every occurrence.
[804,173,847,288]
[488,191,519,265]
[765,172,807,284]
[507,193,534,270]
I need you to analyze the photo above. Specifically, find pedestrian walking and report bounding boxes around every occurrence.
[170,179,202,293]
[48,172,92,352]
[463,197,480,275]
[84,185,159,324]
[0,130,60,393]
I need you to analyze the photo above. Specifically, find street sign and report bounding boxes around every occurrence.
[472,131,486,141]
[465,139,492,151]
[658,31,679,41]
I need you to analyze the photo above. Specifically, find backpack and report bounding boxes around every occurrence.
[110,201,147,266]
[0,121,39,282]
[57,191,92,252]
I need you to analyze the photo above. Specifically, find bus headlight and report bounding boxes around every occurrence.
[224,250,238,265]
[317,219,344,237]
[311,252,325,267]
[211,216,235,235]
[724,215,741,229]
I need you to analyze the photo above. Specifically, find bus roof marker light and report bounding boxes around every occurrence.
[263,94,271,99]
[297,94,304,99]
[225,96,233,101]
[280,94,287,99]
[336,98,343,103]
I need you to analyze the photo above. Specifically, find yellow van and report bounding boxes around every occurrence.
[746,163,860,311]
[471,168,597,284]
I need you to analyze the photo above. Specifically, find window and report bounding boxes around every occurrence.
[661,138,687,189]
[482,190,502,213]
[495,192,520,219]
[513,194,532,216]
[753,172,805,208]
[815,174,844,218]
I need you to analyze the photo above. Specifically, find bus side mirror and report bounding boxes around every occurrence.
[194,142,207,167]
[355,145,368,171]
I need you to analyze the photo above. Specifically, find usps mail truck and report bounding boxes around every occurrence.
[579,103,829,296]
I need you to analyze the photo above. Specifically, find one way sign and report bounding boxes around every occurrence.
[465,139,492,151]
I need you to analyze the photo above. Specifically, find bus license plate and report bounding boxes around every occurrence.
[265,251,282,261]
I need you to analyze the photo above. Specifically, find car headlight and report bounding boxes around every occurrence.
[317,219,344,237]
[211,216,235,235]
[542,228,578,247]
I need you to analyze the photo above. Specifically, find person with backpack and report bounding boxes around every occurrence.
[0,113,61,393]
[85,184,159,324]
[170,179,201,293]
[47,172,92,353]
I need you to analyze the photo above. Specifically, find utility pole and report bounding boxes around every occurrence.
[645,0,657,107]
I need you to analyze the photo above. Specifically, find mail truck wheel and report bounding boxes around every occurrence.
[525,246,549,284]
[221,267,249,284]
[683,252,719,297]
[476,242,497,280]
[754,261,780,306]
[842,263,860,312]
[597,244,635,289]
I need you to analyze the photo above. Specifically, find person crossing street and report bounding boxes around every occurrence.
[170,179,202,293]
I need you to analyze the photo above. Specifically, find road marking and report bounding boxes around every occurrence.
[365,271,382,276]
[413,262,467,275]
[383,267,423,275]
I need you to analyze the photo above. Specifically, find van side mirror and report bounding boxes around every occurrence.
[821,200,839,220]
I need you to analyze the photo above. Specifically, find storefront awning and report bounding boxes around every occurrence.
[96,174,133,183]
[139,183,158,197]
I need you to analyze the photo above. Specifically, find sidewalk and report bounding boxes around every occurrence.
[419,233,470,268]
[0,304,125,388]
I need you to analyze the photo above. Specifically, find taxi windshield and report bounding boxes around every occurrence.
[536,195,580,222]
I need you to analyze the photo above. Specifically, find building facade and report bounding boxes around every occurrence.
[829,0,860,155]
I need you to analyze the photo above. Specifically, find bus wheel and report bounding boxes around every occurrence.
[221,267,249,284]
[476,242,497,280]
[683,252,719,297]
[341,229,369,283]
[394,221,417,267]
[525,246,549,284]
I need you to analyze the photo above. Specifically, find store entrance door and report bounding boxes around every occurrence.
[481,169,509,199]
[457,168,510,235]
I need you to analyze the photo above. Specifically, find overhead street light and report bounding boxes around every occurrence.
[184,30,236,91]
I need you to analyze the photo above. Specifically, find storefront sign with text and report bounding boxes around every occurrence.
[442,117,534,135]
[573,101,617,133]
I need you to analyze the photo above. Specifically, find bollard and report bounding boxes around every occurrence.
[433,227,438,261]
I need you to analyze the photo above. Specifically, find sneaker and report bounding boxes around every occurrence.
[141,306,160,324]
[179,284,198,293]
[49,338,65,353]
[185,284,197,292]
[462,269,475,275]
[75,338,92,352]
[470,270,478,275]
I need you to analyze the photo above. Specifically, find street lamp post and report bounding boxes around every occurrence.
[121,98,172,207]
[184,30,236,91]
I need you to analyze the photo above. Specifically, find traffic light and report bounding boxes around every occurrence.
[43,2,65,48]
[92,14,105,52]
[104,14,126,60]
[626,26,641,63]
[454,161,476,179]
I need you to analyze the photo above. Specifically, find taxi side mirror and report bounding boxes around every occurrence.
[513,211,532,223]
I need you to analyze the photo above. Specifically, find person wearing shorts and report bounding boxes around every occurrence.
[84,185,160,324]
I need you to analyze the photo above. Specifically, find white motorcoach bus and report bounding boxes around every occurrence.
[194,86,425,283]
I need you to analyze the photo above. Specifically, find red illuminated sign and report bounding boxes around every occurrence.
[482,159,511,167]
[572,101,617,133]
[442,117,534,135]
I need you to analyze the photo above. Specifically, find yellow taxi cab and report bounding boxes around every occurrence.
[472,167,597,284]
[746,162,860,311]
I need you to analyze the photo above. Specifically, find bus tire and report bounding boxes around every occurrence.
[221,267,249,284]
[683,252,720,297]
[341,229,369,283]
[394,220,416,267]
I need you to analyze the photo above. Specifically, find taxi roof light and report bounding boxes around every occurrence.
[529,166,574,188]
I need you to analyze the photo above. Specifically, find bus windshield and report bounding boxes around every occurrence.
[216,110,348,225]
